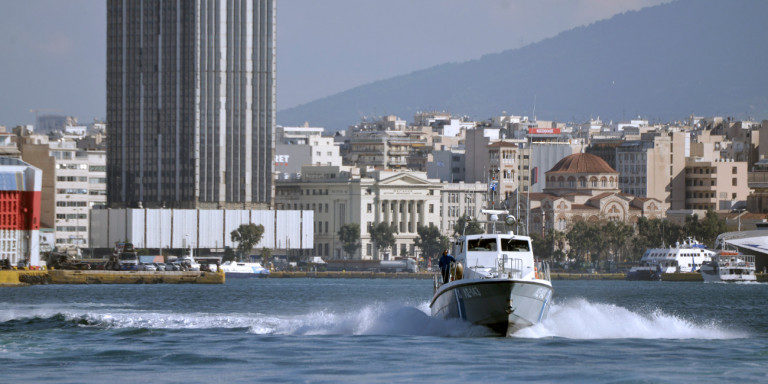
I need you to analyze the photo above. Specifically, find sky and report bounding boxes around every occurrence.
[0,0,667,126]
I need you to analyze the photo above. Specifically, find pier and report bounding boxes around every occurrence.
[0,269,224,286]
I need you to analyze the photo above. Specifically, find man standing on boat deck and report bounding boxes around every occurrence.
[438,250,456,284]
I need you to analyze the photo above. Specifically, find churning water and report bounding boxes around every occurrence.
[1,279,766,383]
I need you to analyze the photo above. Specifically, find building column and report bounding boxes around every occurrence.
[410,200,417,232]
[418,201,425,227]
[397,200,408,233]
[382,200,389,225]
[392,200,399,230]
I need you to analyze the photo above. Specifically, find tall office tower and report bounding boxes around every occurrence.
[107,0,276,209]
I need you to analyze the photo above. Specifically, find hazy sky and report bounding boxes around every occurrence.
[0,0,667,126]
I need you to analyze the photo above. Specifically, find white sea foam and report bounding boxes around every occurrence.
[512,298,746,339]
[1,299,747,339]
[0,301,489,337]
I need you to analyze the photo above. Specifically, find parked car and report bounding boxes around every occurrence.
[165,263,179,271]
[154,263,166,272]
[141,263,157,272]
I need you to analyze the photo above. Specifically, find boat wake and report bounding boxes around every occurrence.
[1,299,747,340]
[0,302,491,337]
[512,298,746,339]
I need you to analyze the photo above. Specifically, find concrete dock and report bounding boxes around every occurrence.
[0,269,225,286]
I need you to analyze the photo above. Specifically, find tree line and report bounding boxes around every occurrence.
[531,210,727,264]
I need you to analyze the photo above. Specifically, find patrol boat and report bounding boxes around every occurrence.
[429,210,553,336]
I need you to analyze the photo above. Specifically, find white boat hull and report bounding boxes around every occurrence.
[700,265,756,283]
[224,271,269,278]
[429,278,553,336]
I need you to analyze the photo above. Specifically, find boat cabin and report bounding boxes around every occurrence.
[454,233,543,280]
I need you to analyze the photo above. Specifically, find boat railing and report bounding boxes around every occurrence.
[496,255,523,279]
[535,261,551,281]
[714,254,755,268]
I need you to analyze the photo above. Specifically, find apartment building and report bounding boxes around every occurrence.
[21,136,107,247]
[614,132,688,208]
[427,147,466,182]
[684,158,748,211]
[488,141,520,202]
[439,182,488,237]
[345,131,430,171]
[274,126,341,179]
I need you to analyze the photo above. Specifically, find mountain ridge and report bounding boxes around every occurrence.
[278,0,768,130]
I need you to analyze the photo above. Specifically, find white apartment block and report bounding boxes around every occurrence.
[51,143,106,247]
[439,182,488,238]
[275,166,441,260]
[22,137,106,248]
[275,126,342,179]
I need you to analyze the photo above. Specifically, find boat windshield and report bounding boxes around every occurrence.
[467,238,498,251]
[501,239,530,252]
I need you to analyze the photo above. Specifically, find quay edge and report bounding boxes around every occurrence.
[0,270,224,285]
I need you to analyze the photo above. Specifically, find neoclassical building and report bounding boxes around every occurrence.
[275,165,442,260]
[512,153,666,232]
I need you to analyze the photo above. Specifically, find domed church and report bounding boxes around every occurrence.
[513,153,666,232]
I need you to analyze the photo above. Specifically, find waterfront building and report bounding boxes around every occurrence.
[684,158,748,211]
[274,126,341,180]
[614,131,689,209]
[107,0,276,209]
[516,153,666,233]
[89,208,313,256]
[275,165,441,260]
[21,136,107,248]
[0,157,41,267]
[439,182,488,237]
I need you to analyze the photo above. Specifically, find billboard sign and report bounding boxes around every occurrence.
[529,128,561,135]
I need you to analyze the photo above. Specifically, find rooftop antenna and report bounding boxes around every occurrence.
[532,95,537,122]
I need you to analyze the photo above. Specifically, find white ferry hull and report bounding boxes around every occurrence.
[700,266,756,283]
[224,271,269,278]
[429,278,553,336]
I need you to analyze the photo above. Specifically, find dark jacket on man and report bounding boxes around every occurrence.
[438,253,456,283]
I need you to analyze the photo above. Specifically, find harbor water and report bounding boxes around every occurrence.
[1,279,767,383]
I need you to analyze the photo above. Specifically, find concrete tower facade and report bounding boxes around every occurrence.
[107,0,276,208]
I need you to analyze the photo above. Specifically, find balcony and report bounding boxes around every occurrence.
[748,171,768,189]
[686,185,715,192]
[686,197,717,204]
[685,172,716,179]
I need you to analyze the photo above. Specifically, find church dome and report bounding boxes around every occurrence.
[547,153,616,174]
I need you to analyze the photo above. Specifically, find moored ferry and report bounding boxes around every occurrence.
[627,237,715,280]
[700,250,756,283]
[219,261,270,278]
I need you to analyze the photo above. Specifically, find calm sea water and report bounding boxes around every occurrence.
[1,278,767,383]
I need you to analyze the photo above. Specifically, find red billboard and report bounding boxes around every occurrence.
[528,128,561,134]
